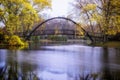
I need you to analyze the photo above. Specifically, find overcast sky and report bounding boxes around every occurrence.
[51,0,73,17]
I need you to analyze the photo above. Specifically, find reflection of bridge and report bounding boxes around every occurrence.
[24,17,104,42]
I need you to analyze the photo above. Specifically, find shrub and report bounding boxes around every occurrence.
[48,35,67,41]
[8,35,26,46]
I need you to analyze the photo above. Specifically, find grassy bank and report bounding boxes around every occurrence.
[93,41,120,47]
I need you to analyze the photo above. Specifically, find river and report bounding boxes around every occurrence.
[0,43,120,80]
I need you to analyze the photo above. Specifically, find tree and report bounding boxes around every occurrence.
[0,0,51,35]
[101,0,120,35]
[71,0,98,35]
[71,0,120,41]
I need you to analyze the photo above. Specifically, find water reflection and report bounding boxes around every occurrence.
[0,45,120,80]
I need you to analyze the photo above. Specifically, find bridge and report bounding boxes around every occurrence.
[24,17,103,42]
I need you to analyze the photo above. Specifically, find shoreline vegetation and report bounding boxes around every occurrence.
[1,32,120,49]
[0,35,28,49]
[93,41,120,47]
[1,37,120,49]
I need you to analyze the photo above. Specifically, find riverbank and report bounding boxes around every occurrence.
[1,40,120,49]
[93,41,120,47]
[0,44,28,49]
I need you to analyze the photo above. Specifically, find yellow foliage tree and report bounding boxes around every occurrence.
[83,4,97,11]
[72,0,120,38]
[0,0,51,35]
[100,0,120,35]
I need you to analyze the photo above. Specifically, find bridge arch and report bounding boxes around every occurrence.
[25,17,93,42]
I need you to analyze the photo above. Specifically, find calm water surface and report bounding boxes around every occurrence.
[0,44,120,80]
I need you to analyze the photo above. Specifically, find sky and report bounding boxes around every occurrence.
[51,0,73,17]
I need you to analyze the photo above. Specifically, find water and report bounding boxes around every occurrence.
[0,44,120,80]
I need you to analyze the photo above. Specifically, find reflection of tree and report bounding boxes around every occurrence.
[0,65,39,80]
[101,48,120,80]
[0,61,118,80]
[78,73,99,80]
[0,64,101,80]
[0,50,38,80]
[116,48,120,57]
[101,48,112,80]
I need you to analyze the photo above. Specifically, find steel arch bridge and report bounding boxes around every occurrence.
[25,17,93,42]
